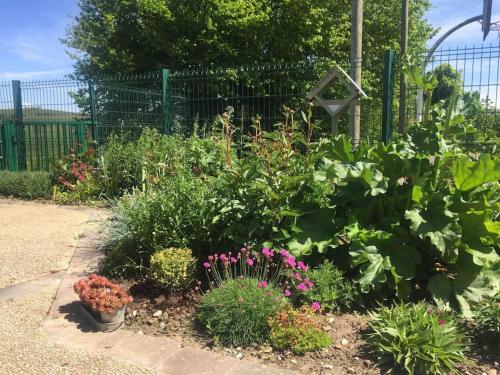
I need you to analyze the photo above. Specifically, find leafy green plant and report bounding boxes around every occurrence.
[473,295,500,338]
[268,306,331,354]
[52,147,100,203]
[149,247,197,291]
[366,303,468,375]
[0,171,52,199]
[101,171,213,277]
[304,262,359,311]
[197,278,287,347]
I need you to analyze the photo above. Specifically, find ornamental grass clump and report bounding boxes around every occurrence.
[73,274,132,313]
[198,278,286,346]
[198,247,320,347]
[149,247,197,291]
[366,302,468,375]
[474,295,500,338]
[269,306,332,354]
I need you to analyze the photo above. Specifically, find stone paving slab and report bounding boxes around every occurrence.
[44,209,295,375]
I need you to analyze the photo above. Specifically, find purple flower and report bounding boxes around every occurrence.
[258,281,268,288]
[312,302,321,311]
[296,283,308,292]
[246,258,254,267]
[284,289,292,297]
[203,262,211,269]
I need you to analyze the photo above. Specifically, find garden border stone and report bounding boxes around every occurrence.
[43,216,295,375]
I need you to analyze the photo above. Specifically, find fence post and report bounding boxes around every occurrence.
[12,80,25,170]
[162,69,171,134]
[88,80,98,146]
[381,50,396,144]
[76,121,87,154]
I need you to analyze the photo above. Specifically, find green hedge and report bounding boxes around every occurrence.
[0,171,52,199]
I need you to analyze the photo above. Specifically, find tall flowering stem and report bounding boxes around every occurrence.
[202,246,317,307]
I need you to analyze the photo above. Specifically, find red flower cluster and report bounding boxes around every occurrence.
[73,274,133,313]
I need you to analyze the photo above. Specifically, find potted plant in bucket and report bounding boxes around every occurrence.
[74,274,133,331]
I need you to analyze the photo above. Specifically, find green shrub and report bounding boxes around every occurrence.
[269,306,331,354]
[366,303,468,375]
[98,130,226,198]
[305,262,359,311]
[0,171,52,199]
[101,171,213,276]
[474,295,500,338]
[98,133,142,198]
[149,247,197,291]
[197,278,288,347]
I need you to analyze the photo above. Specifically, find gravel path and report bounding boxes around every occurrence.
[0,283,155,375]
[0,199,156,374]
[0,199,95,288]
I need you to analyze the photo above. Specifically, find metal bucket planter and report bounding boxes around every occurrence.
[79,303,125,332]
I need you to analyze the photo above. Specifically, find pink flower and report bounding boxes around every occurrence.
[304,278,314,288]
[240,247,247,254]
[220,254,228,262]
[297,261,309,272]
[312,302,321,311]
[262,247,274,259]
[203,262,211,269]
[294,273,302,281]
[285,257,296,268]
[279,249,290,258]
[296,283,308,292]
[438,319,446,326]
[258,281,268,288]
[230,257,237,263]
[208,255,214,262]
[284,289,292,297]
[246,258,254,267]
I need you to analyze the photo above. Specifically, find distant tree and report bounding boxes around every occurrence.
[431,64,463,104]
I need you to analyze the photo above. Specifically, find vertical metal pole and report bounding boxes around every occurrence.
[399,0,409,133]
[350,0,363,145]
[382,50,396,144]
[162,69,171,135]
[12,80,25,170]
[88,80,98,145]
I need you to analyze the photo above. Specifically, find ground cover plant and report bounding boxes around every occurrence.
[0,170,52,199]
[366,302,468,374]
[269,306,331,354]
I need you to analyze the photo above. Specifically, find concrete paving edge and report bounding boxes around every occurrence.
[42,217,295,375]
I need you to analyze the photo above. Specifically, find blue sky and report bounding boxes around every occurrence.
[0,0,499,80]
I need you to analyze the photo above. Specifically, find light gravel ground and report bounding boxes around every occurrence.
[0,284,155,375]
[0,199,94,288]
